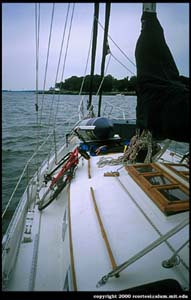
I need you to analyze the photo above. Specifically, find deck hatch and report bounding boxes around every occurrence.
[163,163,189,182]
[158,187,188,202]
[136,165,157,173]
[145,175,171,185]
[126,163,189,215]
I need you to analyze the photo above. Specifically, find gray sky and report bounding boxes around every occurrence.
[2,2,189,91]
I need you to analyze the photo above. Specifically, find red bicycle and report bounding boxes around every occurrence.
[38,147,79,211]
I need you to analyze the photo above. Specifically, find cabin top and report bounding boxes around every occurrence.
[3,150,189,291]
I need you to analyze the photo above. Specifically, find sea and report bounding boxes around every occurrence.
[2,91,189,234]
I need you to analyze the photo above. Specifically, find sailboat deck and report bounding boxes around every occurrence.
[70,154,189,291]
[6,151,189,291]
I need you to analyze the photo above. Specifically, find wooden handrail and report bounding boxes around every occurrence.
[68,184,77,291]
[90,187,117,269]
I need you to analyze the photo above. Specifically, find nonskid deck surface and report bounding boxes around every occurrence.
[70,154,189,291]
[6,152,189,291]
[7,191,68,291]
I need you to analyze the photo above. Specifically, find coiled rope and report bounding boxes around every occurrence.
[97,130,155,168]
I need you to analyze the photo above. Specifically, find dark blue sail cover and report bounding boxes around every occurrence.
[79,117,114,140]
[135,12,189,142]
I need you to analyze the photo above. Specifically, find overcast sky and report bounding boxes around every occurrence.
[2,2,189,91]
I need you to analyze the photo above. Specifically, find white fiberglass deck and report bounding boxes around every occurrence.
[69,154,189,291]
[5,152,189,291]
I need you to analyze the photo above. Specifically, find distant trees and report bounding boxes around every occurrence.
[128,76,137,91]
[54,74,137,93]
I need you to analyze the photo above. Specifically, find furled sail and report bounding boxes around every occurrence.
[135,3,189,142]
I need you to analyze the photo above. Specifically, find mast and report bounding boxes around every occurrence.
[97,3,111,117]
[87,3,99,111]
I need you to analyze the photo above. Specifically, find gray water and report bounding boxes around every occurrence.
[2,91,189,234]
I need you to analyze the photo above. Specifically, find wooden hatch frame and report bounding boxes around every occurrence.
[163,163,189,182]
[125,163,189,215]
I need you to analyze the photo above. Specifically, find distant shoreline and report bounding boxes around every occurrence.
[2,90,136,96]
[2,90,35,92]
[38,90,136,96]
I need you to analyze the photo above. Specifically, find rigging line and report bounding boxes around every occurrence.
[78,10,97,120]
[46,3,70,138]
[35,3,41,188]
[111,53,136,76]
[78,16,94,119]
[39,3,55,126]
[35,4,40,124]
[35,4,40,121]
[96,54,111,96]
[53,3,75,128]
[78,25,94,116]
[79,31,92,96]
[84,53,111,119]
[96,17,136,68]
[2,130,54,219]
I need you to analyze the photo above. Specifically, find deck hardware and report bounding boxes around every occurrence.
[104,171,119,177]
[24,225,29,234]
[162,255,180,268]
[152,140,171,162]
[29,225,32,234]
[96,275,109,288]
[96,218,188,287]
[162,239,189,268]
[23,237,32,243]
[88,158,91,178]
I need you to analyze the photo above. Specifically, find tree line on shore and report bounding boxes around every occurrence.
[51,74,137,93]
